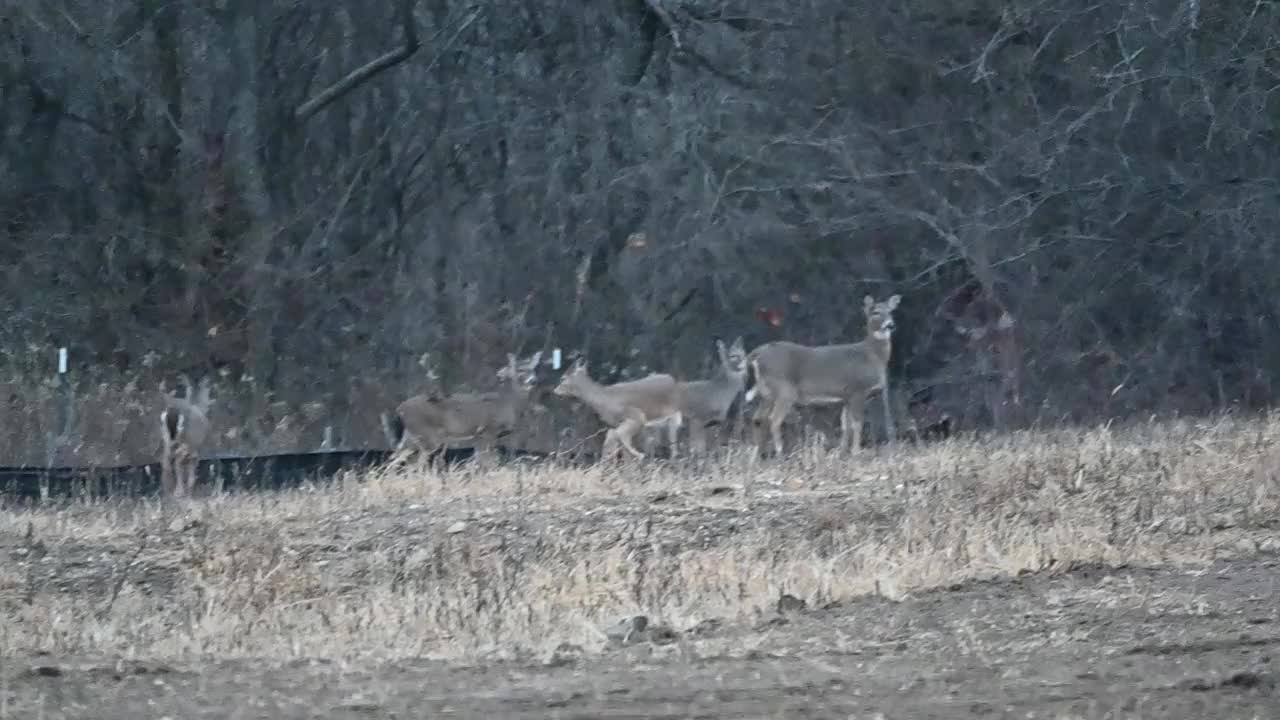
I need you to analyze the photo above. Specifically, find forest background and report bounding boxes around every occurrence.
[2,0,1277,465]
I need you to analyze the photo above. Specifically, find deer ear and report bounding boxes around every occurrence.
[732,336,745,352]
[886,294,901,310]
[863,295,875,313]
[715,338,727,355]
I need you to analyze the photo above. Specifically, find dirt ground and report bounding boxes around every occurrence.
[4,418,1280,718]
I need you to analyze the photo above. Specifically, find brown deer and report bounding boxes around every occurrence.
[745,294,901,458]
[676,337,748,454]
[159,375,213,497]
[552,360,683,461]
[381,352,543,464]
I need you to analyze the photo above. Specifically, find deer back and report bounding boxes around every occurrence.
[562,371,680,425]
[754,341,886,400]
[604,373,681,419]
[679,373,745,421]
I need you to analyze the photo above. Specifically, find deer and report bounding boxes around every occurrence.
[159,375,213,498]
[381,352,543,464]
[744,294,901,458]
[676,336,748,454]
[552,360,683,461]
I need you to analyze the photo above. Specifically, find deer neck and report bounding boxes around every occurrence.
[567,376,612,406]
[864,330,893,368]
[719,366,746,389]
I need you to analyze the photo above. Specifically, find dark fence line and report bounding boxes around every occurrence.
[0,445,569,505]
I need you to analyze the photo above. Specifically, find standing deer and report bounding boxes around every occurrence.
[676,337,748,454]
[745,294,901,458]
[381,352,543,464]
[552,360,683,461]
[159,375,213,498]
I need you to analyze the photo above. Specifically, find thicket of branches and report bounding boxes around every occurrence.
[3,0,1278,461]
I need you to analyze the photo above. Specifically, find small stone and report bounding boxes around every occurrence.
[445,521,467,534]
[777,594,807,614]
[546,642,583,667]
[604,615,650,645]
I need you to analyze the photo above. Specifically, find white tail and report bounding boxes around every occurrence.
[385,352,543,464]
[552,360,682,461]
[676,336,747,454]
[159,375,213,498]
[747,294,901,458]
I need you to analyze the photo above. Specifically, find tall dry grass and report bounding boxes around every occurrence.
[0,368,585,467]
[2,412,1278,666]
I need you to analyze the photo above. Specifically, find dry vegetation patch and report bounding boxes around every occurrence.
[3,414,1279,666]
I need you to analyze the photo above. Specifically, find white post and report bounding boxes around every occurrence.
[551,348,562,370]
[47,346,73,470]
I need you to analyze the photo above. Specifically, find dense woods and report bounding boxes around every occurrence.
[2,0,1278,464]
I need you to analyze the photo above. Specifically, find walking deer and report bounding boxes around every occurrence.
[159,375,213,498]
[676,337,748,454]
[553,360,683,461]
[381,352,543,464]
[745,294,901,458]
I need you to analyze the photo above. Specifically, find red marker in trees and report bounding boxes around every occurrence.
[756,307,783,328]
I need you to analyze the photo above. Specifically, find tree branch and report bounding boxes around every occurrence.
[641,0,682,49]
[293,0,422,123]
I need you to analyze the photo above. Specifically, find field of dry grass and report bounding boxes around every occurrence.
[3,413,1280,717]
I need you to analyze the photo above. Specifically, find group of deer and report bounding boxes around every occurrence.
[381,293,903,463]
[157,293,902,495]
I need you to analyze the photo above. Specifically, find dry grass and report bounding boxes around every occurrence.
[0,369,579,466]
[2,413,1279,667]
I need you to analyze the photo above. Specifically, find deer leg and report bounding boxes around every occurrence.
[160,439,172,496]
[160,448,176,497]
[751,395,773,457]
[183,445,198,496]
[602,426,644,461]
[601,429,620,461]
[666,414,681,459]
[173,445,186,497]
[689,419,707,456]
[612,417,647,460]
[841,396,866,456]
[170,444,187,497]
[766,393,796,459]
[433,441,451,471]
[184,452,196,496]
[417,435,441,471]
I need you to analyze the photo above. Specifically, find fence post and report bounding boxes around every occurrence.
[41,347,72,498]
